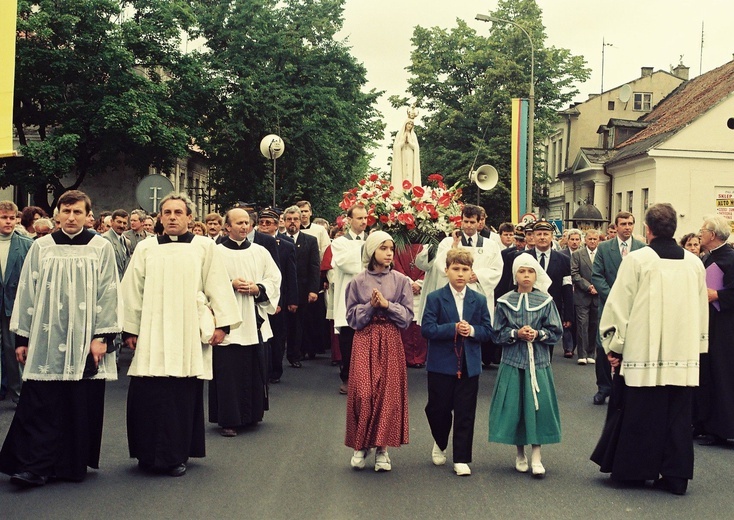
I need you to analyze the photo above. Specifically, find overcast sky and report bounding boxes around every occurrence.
[338,0,734,170]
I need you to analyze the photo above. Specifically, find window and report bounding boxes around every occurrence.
[627,191,634,212]
[633,92,652,111]
[615,193,622,214]
[642,188,649,211]
[557,138,563,173]
[608,100,615,110]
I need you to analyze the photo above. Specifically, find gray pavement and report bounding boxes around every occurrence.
[1,349,732,520]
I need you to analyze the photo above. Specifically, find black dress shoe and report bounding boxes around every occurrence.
[10,471,48,488]
[268,377,280,384]
[168,463,187,477]
[289,361,302,368]
[699,435,728,446]
[653,476,687,495]
[592,392,608,405]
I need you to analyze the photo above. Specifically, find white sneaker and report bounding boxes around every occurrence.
[375,451,391,472]
[515,456,529,473]
[431,442,447,466]
[453,463,471,476]
[586,358,596,364]
[577,358,587,365]
[350,449,371,470]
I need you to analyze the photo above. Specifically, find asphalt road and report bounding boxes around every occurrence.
[1,349,732,520]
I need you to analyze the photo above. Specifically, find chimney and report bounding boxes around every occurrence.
[641,67,654,77]
[673,64,690,80]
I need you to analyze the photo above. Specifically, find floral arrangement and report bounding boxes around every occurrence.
[338,173,464,250]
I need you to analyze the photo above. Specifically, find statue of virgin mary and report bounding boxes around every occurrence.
[390,107,421,191]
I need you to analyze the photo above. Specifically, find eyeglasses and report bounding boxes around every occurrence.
[699,228,711,235]
[259,219,276,226]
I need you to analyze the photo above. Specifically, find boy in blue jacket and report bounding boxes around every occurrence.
[422,248,493,476]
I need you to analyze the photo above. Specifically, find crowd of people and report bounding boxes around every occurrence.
[0,191,729,496]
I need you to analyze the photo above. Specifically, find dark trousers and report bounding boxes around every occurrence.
[1,314,22,403]
[425,371,479,464]
[286,305,307,363]
[338,326,355,383]
[269,312,286,379]
[302,293,327,357]
[595,330,612,396]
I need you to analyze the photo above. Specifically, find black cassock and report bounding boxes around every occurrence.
[694,244,734,440]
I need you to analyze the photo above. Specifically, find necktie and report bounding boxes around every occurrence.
[467,237,472,247]
[120,235,128,254]
[540,252,546,269]
[621,241,628,257]
[355,235,361,240]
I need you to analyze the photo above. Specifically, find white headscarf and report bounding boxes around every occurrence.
[362,230,394,266]
[511,253,553,294]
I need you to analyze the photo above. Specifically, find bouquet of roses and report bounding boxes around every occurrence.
[338,173,464,250]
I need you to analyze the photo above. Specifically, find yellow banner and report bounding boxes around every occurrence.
[0,0,18,158]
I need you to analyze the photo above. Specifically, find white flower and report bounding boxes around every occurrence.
[66,365,75,374]
[42,323,50,332]
[38,364,50,374]
[27,307,34,315]
[58,343,67,352]
[79,302,87,311]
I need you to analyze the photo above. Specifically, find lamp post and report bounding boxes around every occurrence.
[475,13,535,214]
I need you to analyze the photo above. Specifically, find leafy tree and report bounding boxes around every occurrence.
[193,0,384,220]
[392,0,589,225]
[1,0,213,212]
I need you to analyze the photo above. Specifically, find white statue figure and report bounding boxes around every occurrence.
[391,107,421,191]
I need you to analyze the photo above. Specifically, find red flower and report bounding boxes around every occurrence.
[402,179,412,190]
[358,179,366,186]
[379,214,389,223]
[428,173,443,182]
[449,215,462,227]
[367,215,377,227]
[438,181,446,190]
[426,204,438,219]
[397,213,416,230]
[381,191,391,200]
[392,201,403,210]
[415,202,425,212]
[438,192,452,208]
[412,185,425,198]
[361,192,370,199]
[369,174,379,181]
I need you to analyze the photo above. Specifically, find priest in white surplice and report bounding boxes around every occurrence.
[416,204,502,325]
[211,208,281,437]
[0,190,121,488]
[121,194,240,477]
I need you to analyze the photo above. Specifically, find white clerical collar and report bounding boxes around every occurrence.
[168,235,180,241]
[232,238,246,246]
[62,229,84,240]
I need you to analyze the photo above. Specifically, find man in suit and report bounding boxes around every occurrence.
[558,229,582,357]
[258,208,298,383]
[571,229,600,365]
[102,209,131,280]
[0,201,33,404]
[523,219,573,358]
[590,211,646,404]
[282,206,320,368]
[123,209,153,254]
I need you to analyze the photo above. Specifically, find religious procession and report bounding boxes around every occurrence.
[2,2,734,517]
[0,98,730,503]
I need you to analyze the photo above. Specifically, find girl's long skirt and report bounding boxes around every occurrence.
[345,319,409,450]
[489,363,561,445]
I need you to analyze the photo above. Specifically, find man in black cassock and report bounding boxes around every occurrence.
[0,190,120,488]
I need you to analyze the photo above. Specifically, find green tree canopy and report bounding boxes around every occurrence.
[392,0,589,225]
[194,0,384,220]
[0,0,214,212]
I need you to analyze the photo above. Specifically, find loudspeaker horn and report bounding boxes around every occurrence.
[468,164,498,191]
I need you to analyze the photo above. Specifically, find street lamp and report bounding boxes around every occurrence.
[475,13,535,214]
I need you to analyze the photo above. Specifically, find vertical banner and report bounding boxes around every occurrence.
[510,98,528,223]
[0,0,18,158]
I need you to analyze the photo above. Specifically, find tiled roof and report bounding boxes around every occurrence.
[608,59,734,165]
